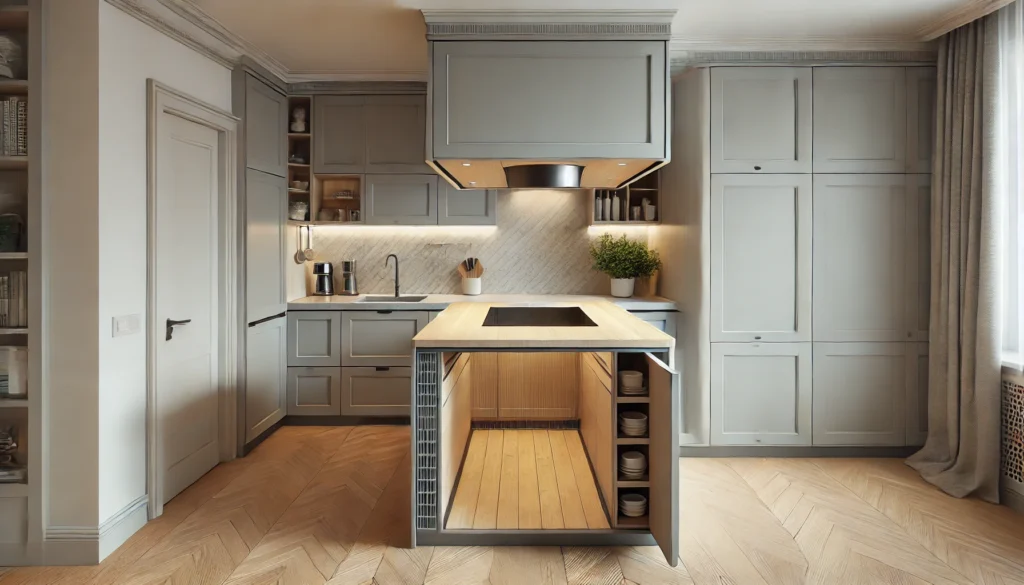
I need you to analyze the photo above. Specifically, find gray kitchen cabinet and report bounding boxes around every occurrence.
[631,311,677,337]
[244,314,287,442]
[313,96,366,174]
[813,67,907,173]
[437,182,497,226]
[341,310,428,367]
[906,343,929,446]
[430,40,667,160]
[907,67,937,174]
[711,174,812,343]
[244,74,289,177]
[813,175,907,342]
[365,95,431,174]
[245,169,287,322]
[364,175,438,225]
[812,343,907,446]
[906,174,932,342]
[710,68,813,174]
[710,343,812,446]
[287,311,342,367]
[286,366,342,416]
[340,366,412,416]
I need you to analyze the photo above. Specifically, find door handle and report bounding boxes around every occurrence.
[166,318,192,341]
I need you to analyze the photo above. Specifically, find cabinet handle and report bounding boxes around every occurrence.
[377,310,393,315]
[375,366,391,372]
[754,165,762,171]
[754,336,762,340]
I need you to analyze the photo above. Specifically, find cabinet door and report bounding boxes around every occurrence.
[286,366,341,416]
[286,311,342,367]
[710,343,812,446]
[340,366,412,416]
[245,169,286,322]
[812,343,907,446]
[813,175,906,342]
[497,353,578,420]
[365,175,438,225]
[813,67,907,173]
[437,182,497,226]
[579,353,613,507]
[711,175,812,342]
[431,41,666,160]
[245,74,288,177]
[313,96,366,174]
[365,95,431,174]
[647,353,680,567]
[907,67,937,174]
[906,174,932,341]
[245,314,287,442]
[340,310,428,367]
[906,343,929,446]
[710,67,812,174]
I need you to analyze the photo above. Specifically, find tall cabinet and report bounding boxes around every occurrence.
[672,65,935,448]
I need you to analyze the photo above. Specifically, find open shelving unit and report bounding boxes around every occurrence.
[589,169,661,226]
[286,95,312,222]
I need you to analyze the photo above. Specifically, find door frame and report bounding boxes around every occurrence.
[146,80,240,519]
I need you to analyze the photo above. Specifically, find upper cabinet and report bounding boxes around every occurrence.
[245,169,287,322]
[430,41,667,160]
[710,68,812,174]
[314,95,429,175]
[907,67,937,174]
[314,96,367,174]
[437,182,497,226]
[813,67,907,173]
[245,74,289,177]
[364,175,438,225]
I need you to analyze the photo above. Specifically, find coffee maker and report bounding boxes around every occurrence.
[340,260,358,295]
[313,262,334,296]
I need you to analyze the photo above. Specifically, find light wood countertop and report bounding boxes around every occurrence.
[413,301,675,350]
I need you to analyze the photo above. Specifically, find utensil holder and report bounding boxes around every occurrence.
[462,277,481,295]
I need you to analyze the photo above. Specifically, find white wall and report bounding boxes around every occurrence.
[96,2,231,524]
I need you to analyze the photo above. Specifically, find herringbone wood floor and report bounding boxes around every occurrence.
[3,426,1024,584]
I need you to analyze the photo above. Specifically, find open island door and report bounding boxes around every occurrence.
[647,352,680,566]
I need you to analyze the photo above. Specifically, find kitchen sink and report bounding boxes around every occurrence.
[359,295,428,302]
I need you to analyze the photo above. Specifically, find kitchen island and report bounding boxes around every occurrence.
[410,301,680,565]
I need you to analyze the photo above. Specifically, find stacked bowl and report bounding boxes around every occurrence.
[618,370,646,396]
[619,411,648,437]
[619,493,648,517]
[619,450,647,480]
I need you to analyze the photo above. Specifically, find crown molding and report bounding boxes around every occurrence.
[287,80,427,95]
[671,50,937,72]
[917,0,1015,40]
[670,36,937,54]
[421,9,675,41]
[287,70,428,84]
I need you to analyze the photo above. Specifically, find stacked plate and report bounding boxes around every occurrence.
[619,450,647,480]
[619,411,648,437]
[619,493,648,517]
[618,370,647,396]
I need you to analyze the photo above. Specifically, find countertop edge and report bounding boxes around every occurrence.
[287,294,678,312]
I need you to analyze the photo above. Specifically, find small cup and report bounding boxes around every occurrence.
[644,204,657,221]
[631,205,642,221]
[462,277,482,295]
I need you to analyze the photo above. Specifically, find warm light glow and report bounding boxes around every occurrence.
[587,225,652,236]
[309,224,498,236]
[617,162,627,166]
[462,162,472,167]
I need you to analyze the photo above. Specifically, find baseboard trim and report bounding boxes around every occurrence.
[283,415,410,426]
[680,445,920,458]
[1003,484,1024,515]
[41,495,149,565]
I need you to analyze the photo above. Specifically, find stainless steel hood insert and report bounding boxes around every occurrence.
[504,164,584,189]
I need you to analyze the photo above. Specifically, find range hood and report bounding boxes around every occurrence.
[422,10,674,190]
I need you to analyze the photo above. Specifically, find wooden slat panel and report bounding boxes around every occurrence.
[496,430,519,529]
[498,353,579,420]
[446,431,487,528]
[473,430,504,529]
[580,352,614,510]
[565,431,610,529]
[471,351,498,419]
[518,429,542,529]
[439,354,471,522]
[533,430,565,529]
[548,430,589,529]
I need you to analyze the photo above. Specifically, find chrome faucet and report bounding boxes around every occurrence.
[385,254,400,297]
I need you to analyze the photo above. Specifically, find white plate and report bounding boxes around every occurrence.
[619,411,647,422]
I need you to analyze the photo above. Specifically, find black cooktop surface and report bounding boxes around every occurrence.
[482,306,598,327]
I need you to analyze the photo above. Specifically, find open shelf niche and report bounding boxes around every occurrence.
[589,169,661,226]
[312,174,363,224]
[612,352,654,529]
[287,95,312,222]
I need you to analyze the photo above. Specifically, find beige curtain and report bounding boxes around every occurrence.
[906,9,1006,503]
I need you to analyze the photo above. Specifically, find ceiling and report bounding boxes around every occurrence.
[186,0,984,79]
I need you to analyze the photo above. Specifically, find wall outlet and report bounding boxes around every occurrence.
[112,314,141,337]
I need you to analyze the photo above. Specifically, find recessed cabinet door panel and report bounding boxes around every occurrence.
[437,182,497,226]
[710,343,812,446]
[813,175,906,342]
[710,67,812,173]
[365,175,438,225]
[906,174,932,342]
[471,351,498,419]
[647,353,679,567]
[245,316,287,442]
[711,175,812,342]
[906,343,929,446]
[813,67,907,173]
[812,343,907,446]
[286,366,341,416]
[340,366,412,416]
[245,169,287,323]
[287,311,342,367]
[341,311,428,367]
[365,96,432,174]
[314,96,366,174]
[244,74,288,177]
[907,67,937,174]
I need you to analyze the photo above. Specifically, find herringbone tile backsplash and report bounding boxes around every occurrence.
[306,190,649,295]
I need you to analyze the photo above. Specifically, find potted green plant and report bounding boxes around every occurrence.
[589,234,662,298]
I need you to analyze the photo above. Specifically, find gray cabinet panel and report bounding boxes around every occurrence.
[647,353,680,567]
[906,174,931,342]
[812,343,907,446]
[710,343,812,446]
[365,96,431,174]
[431,41,667,160]
[365,174,438,225]
[340,366,412,416]
[245,315,286,442]
[341,311,428,367]
[437,182,497,226]
[245,169,287,322]
[907,67,937,174]
[287,366,341,416]
[287,311,342,367]
[906,343,929,446]
[313,96,366,174]
[245,74,288,177]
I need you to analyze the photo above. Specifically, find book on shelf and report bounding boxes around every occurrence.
[0,346,27,399]
[0,270,26,328]
[0,96,27,157]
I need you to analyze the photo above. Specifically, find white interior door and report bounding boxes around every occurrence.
[155,111,221,504]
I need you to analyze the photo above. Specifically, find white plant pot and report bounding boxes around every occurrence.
[462,277,482,296]
[610,278,635,298]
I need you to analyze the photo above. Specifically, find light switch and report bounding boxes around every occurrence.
[112,314,141,337]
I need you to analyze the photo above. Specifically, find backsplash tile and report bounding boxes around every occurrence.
[304,189,648,295]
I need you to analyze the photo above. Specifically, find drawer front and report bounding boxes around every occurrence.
[341,366,412,416]
[341,311,428,367]
[286,366,341,416]
[287,311,342,367]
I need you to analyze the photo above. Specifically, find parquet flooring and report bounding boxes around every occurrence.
[3,428,1024,584]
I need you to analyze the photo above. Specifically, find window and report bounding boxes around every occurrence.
[1000,0,1024,369]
